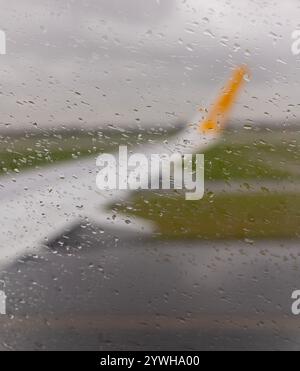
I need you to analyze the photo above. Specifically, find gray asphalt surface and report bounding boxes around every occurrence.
[0,223,300,351]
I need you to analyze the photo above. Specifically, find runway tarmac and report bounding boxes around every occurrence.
[0,225,299,350]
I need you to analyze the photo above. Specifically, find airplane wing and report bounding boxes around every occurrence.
[0,66,248,267]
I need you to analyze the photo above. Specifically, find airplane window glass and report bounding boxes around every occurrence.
[0,0,299,352]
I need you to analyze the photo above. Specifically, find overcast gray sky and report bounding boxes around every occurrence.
[0,0,300,131]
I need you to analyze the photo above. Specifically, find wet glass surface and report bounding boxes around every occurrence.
[0,0,300,351]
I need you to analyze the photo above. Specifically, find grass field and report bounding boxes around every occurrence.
[0,129,171,175]
[109,128,300,240]
[0,127,298,180]
[204,142,291,180]
[112,192,300,240]
[1,127,300,240]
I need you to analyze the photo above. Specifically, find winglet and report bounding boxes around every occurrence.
[199,65,249,133]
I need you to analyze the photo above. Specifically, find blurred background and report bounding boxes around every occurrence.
[1,0,300,351]
[0,0,300,131]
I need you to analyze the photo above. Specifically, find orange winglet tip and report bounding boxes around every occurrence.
[199,65,249,133]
